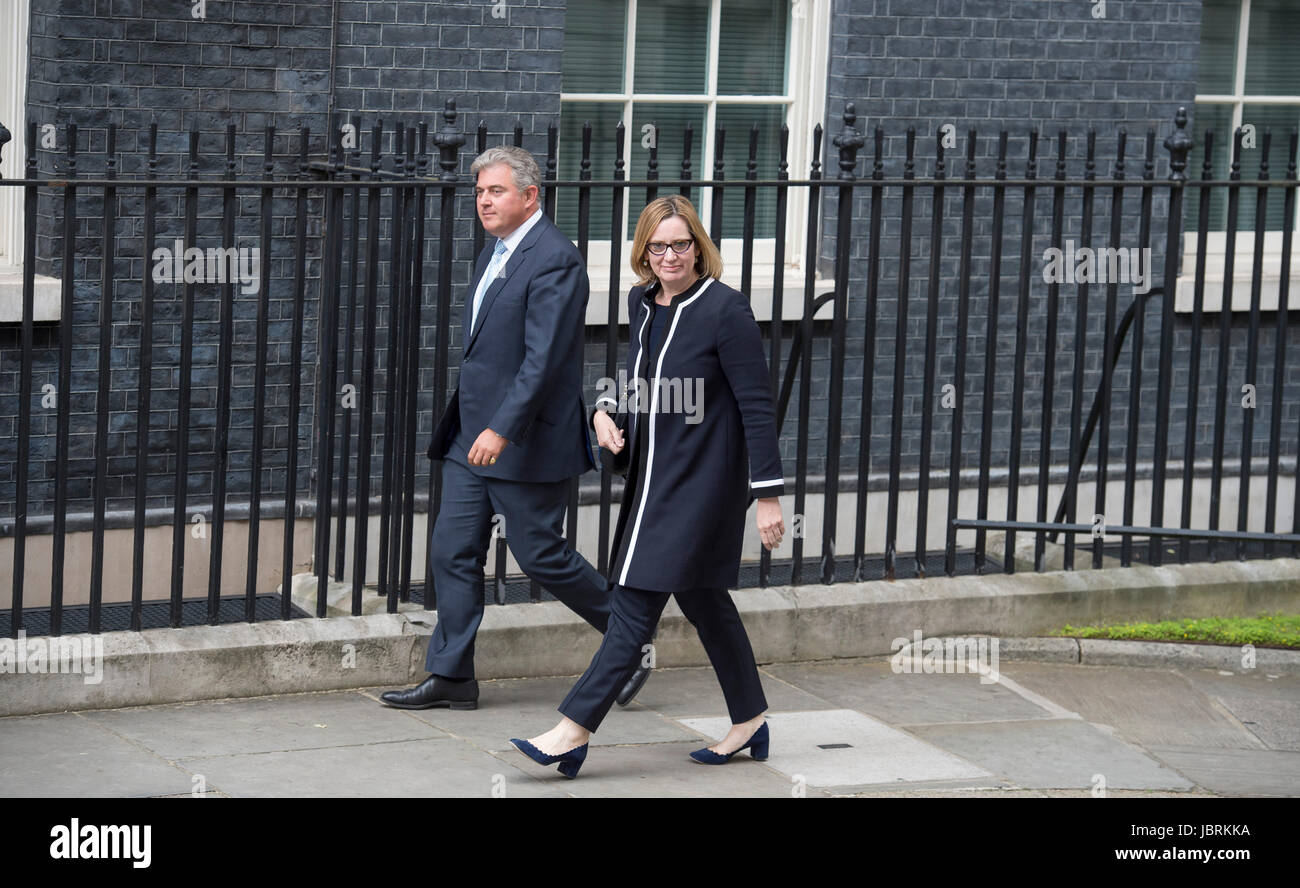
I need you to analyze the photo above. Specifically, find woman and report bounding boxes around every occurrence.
[509,195,786,778]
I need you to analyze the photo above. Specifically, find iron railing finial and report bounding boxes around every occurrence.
[433,99,465,180]
[1164,106,1194,182]
[833,103,864,180]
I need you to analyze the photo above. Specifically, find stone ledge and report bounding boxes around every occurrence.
[1077,638,1300,674]
[888,633,1300,675]
[0,268,61,323]
[2,557,1297,717]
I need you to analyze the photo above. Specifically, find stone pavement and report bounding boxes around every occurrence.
[2,656,1297,798]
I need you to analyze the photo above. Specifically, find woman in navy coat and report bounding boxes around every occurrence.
[510,195,786,778]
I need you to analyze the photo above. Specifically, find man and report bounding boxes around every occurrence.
[380,146,650,711]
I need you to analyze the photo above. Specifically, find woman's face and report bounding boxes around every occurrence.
[646,215,697,291]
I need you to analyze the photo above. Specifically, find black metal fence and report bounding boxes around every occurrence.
[1,103,1298,638]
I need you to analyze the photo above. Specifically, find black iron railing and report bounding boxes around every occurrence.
[1,103,1297,638]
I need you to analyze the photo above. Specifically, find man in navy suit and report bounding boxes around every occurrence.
[381,146,649,710]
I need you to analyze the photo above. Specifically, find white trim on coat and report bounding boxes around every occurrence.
[626,295,654,431]
[617,277,715,587]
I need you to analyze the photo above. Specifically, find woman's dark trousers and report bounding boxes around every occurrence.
[559,583,768,732]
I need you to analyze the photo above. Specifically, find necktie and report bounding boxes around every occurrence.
[470,239,508,333]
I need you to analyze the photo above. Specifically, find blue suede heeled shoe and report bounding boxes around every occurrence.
[689,721,769,764]
[509,737,589,779]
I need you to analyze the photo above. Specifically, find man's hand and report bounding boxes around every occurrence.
[594,409,625,454]
[468,428,508,466]
[756,497,784,550]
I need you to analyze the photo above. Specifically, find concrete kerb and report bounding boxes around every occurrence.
[784,556,1300,661]
[0,614,421,718]
[1074,638,1300,673]
[890,635,1300,675]
[2,558,1297,717]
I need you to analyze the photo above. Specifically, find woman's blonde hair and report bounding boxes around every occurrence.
[629,195,723,287]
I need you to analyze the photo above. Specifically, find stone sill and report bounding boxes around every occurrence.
[0,266,61,322]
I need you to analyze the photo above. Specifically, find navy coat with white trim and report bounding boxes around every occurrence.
[594,275,785,593]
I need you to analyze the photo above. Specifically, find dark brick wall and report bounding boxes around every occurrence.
[10,0,339,517]
[2,0,570,520]
[2,0,1296,532]
[814,0,1300,497]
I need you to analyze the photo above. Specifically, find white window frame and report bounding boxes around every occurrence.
[1180,0,1300,313]
[1,0,30,271]
[561,0,833,325]
[0,0,60,323]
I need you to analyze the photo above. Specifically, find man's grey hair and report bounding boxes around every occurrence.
[471,146,542,193]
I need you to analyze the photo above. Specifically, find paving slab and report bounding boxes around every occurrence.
[1145,746,1300,797]
[841,788,1220,798]
[829,776,1017,795]
[79,690,448,759]
[908,718,1197,791]
[502,739,811,797]
[996,662,1266,750]
[627,665,834,717]
[0,713,193,798]
[180,738,567,798]
[363,677,697,751]
[763,658,1057,725]
[4,653,1297,797]
[1172,669,1300,752]
[677,710,994,789]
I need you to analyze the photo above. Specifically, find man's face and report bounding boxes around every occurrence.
[475,163,537,237]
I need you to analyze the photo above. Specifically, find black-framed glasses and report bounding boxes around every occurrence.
[646,238,694,255]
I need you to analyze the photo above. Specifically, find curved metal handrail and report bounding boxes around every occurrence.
[1048,287,1161,539]
[775,290,836,433]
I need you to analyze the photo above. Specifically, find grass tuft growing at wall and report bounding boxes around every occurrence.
[1052,614,1300,649]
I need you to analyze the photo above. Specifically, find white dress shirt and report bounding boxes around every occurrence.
[470,205,545,332]
[495,204,545,265]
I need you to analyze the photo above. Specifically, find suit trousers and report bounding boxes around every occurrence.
[559,583,768,733]
[425,433,610,679]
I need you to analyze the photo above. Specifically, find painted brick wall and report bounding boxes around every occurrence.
[814,0,1299,505]
[2,0,1295,538]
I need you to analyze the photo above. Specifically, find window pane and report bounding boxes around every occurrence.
[718,0,788,95]
[1185,103,1235,232]
[563,0,627,93]
[629,102,708,220]
[633,0,710,94]
[1197,0,1239,95]
[1244,0,1300,96]
[1240,104,1300,231]
[715,104,785,238]
[556,101,624,240]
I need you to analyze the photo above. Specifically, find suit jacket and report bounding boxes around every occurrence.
[427,211,598,483]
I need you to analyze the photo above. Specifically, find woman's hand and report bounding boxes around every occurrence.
[756,497,784,550]
[594,409,625,454]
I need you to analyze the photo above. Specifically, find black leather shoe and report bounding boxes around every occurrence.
[380,675,479,710]
[615,664,651,707]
